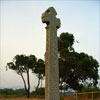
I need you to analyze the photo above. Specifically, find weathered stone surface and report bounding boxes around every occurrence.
[41,7,61,100]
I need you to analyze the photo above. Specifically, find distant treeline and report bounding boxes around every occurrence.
[0,88,45,98]
[0,88,26,94]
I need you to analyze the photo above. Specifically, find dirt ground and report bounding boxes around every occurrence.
[1,97,100,100]
[0,98,44,100]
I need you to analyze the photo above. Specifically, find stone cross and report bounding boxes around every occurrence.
[41,7,61,100]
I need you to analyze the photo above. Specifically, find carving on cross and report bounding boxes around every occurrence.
[41,7,61,29]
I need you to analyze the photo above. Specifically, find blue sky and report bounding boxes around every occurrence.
[0,0,100,89]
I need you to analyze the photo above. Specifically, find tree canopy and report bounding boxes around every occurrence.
[7,54,37,98]
[58,32,99,91]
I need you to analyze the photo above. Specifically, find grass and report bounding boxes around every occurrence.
[1,94,100,100]
[0,93,24,98]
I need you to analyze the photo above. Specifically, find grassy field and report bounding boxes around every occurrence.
[1,95,100,100]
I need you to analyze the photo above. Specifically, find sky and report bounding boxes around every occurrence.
[0,0,100,90]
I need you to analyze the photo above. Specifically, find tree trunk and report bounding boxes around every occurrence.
[20,73,27,91]
[27,69,30,98]
[36,76,40,90]
[40,79,42,88]
[34,76,41,97]
[21,73,29,97]
[27,90,30,98]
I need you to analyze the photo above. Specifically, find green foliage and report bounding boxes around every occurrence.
[31,88,45,98]
[58,32,99,91]
[81,87,100,92]
[58,32,74,57]
[7,54,37,75]
[34,59,45,76]
[36,88,45,96]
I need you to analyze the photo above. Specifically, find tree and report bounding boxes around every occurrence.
[58,32,99,91]
[6,54,37,98]
[33,59,45,96]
